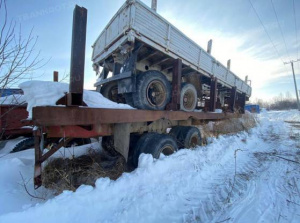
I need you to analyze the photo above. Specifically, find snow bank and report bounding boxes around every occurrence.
[0,111,299,222]
[19,81,134,118]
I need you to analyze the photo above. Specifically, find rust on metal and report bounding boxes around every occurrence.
[33,106,234,126]
[39,138,73,164]
[168,58,182,110]
[68,5,87,106]
[34,130,42,188]
[229,86,237,112]
[0,105,31,139]
[46,124,112,138]
[238,93,246,114]
[53,71,59,82]
[209,77,217,112]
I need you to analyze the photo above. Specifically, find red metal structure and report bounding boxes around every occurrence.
[0,105,31,139]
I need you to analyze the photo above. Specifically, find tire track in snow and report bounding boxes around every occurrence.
[183,119,300,223]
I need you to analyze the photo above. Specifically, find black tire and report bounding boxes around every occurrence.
[133,133,178,167]
[11,137,34,153]
[101,136,119,157]
[133,70,171,110]
[124,93,134,107]
[101,82,125,104]
[170,126,202,149]
[180,83,197,112]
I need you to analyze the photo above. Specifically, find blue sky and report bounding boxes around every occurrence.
[5,0,300,102]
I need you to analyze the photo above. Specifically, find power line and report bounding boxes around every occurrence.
[270,0,291,61]
[292,0,300,73]
[248,0,285,64]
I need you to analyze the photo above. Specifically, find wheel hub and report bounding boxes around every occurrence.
[183,89,195,110]
[146,80,166,107]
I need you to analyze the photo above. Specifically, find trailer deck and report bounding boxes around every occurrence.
[32,106,238,188]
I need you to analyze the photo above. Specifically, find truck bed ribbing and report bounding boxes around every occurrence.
[92,0,251,96]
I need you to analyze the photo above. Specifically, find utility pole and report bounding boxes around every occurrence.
[284,59,300,111]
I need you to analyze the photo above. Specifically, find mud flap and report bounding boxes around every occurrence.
[113,123,130,162]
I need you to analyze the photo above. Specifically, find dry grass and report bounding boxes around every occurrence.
[201,112,257,139]
[42,149,125,194]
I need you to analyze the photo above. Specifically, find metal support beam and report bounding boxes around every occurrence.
[53,71,58,82]
[229,87,237,112]
[209,77,217,112]
[239,93,246,114]
[227,59,231,70]
[34,130,42,189]
[168,59,182,110]
[151,0,157,11]
[207,39,212,54]
[68,5,87,106]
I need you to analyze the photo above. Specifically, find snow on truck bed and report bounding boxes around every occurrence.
[18,81,133,118]
[0,110,299,222]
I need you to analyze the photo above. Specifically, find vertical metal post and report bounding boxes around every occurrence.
[239,93,246,114]
[284,59,300,110]
[168,59,182,110]
[291,62,300,110]
[53,71,58,82]
[151,0,157,11]
[34,130,42,189]
[68,5,87,106]
[209,77,217,112]
[207,39,212,54]
[229,87,237,112]
[227,59,231,70]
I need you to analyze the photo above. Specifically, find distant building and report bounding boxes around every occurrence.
[245,104,260,113]
[0,89,24,97]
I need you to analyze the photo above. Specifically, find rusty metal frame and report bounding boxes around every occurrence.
[32,106,234,126]
[167,58,182,111]
[32,106,238,188]
[209,77,217,112]
[229,86,237,112]
[68,5,87,106]
[34,128,73,188]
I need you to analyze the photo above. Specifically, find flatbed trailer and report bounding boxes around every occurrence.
[32,106,238,188]
[32,4,247,189]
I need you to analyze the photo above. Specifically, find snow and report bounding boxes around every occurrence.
[19,81,134,118]
[0,110,299,222]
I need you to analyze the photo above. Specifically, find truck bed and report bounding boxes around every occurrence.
[92,0,251,96]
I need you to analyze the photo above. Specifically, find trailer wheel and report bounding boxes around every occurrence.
[102,136,119,157]
[124,93,134,107]
[133,71,171,110]
[11,137,34,153]
[133,133,178,166]
[180,83,197,112]
[101,82,125,104]
[170,126,202,149]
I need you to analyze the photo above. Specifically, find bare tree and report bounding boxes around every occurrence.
[0,0,44,93]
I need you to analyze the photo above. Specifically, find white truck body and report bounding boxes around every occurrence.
[92,0,251,97]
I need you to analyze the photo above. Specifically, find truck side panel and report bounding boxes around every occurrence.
[92,0,252,97]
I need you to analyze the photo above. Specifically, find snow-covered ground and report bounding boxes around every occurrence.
[0,110,299,223]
